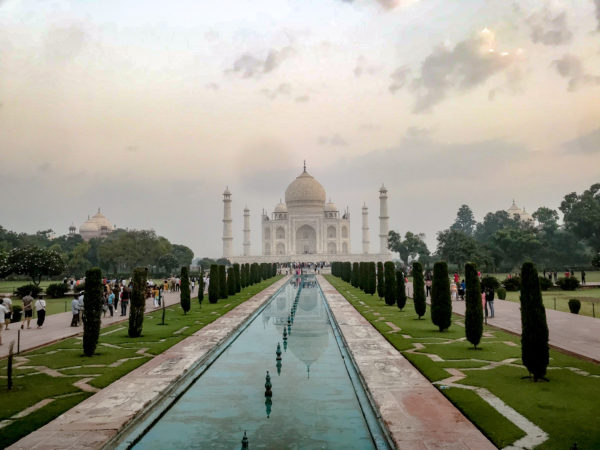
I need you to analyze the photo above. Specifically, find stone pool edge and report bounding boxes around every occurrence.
[317,275,496,450]
[8,276,290,450]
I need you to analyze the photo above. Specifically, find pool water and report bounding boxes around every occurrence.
[128,276,384,449]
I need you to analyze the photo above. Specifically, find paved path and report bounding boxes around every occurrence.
[9,277,289,450]
[0,290,187,358]
[451,298,600,363]
[318,275,495,450]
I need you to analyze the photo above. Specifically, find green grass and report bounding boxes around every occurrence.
[0,276,282,448]
[325,275,600,450]
[504,288,600,318]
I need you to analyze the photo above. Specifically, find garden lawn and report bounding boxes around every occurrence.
[325,275,600,450]
[0,276,282,448]
[504,288,600,318]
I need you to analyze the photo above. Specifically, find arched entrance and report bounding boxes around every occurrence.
[295,224,317,254]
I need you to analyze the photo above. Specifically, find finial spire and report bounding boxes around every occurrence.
[303,160,306,172]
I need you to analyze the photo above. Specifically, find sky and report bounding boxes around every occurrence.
[0,0,599,257]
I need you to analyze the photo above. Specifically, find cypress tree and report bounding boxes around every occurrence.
[83,267,102,356]
[208,264,219,303]
[351,262,359,287]
[377,262,385,299]
[431,261,452,331]
[219,265,228,299]
[360,262,367,292]
[412,261,426,319]
[396,270,407,310]
[233,263,241,293]
[240,264,247,288]
[227,266,236,295]
[245,263,251,285]
[128,267,148,338]
[465,262,483,349]
[180,266,191,315]
[368,262,377,295]
[384,262,396,306]
[197,269,204,305]
[520,262,549,381]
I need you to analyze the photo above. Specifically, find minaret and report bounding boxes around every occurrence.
[362,203,370,254]
[378,184,390,254]
[222,187,233,258]
[243,206,251,256]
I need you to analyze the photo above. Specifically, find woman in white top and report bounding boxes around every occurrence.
[35,296,47,328]
[0,299,8,344]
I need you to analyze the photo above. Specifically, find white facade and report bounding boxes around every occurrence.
[78,209,115,241]
[225,165,392,263]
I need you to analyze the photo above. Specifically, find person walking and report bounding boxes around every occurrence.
[78,293,84,326]
[71,295,80,326]
[425,278,432,298]
[0,299,8,345]
[120,286,130,316]
[581,270,586,285]
[485,287,495,318]
[2,294,12,330]
[35,295,46,328]
[21,292,34,329]
[107,290,115,317]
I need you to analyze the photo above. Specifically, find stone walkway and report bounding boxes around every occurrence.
[8,277,289,450]
[0,291,187,359]
[317,275,496,450]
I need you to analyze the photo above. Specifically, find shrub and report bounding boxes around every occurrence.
[367,262,377,295]
[497,287,507,300]
[384,262,396,306]
[568,299,581,314]
[46,283,69,299]
[396,270,407,310]
[197,269,204,305]
[465,262,483,349]
[538,276,553,291]
[15,284,43,298]
[208,264,219,304]
[11,305,22,322]
[233,263,241,293]
[351,262,360,288]
[180,266,190,315]
[412,261,426,319]
[431,261,452,331]
[74,283,85,293]
[480,276,500,291]
[557,276,580,291]
[219,265,228,299]
[227,266,236,296]
[83,268,103,356]
[502,276,521,292]
[128,267,148,338]
[376,262,385,299]
[520,262,549,381]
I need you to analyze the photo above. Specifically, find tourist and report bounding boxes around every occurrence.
[78,292,85,326]
[35,295,46,328]
[453,272,459,284]
[21,292,34,329]
[450,282,458,301]
[482,289,487,320]
[120,286,130,316]
[2,294,12,330]
[71,295,80,326]
[458,280,466,301]
[581,270,586,285]
[485,287,495,318]
[0,299,7,345]
[107,290,115,317]
[425,278,432,298]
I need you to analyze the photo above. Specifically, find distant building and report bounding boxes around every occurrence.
[78,208,116,241]
[507,200,533,223]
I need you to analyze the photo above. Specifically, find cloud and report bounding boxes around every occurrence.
[409,29,522,113]
[206,83,219,91]
[44,24,88,63]
[404,126,431,140]
[260,83,292,100]
[318,134,348,146]
[295,95,310,103]
[526,9,572,46]
[342,0,420,10]
[562,128,600,154]
[354,56,379,77]
[227,46,295,78]
[125,145,138,153]
[389,66,410,93]
[551,54,600,91]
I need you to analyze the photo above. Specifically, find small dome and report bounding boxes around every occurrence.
[274,201,287,213]
[285,169,326,209]
[324,200,337,212]
[79,221,99,232]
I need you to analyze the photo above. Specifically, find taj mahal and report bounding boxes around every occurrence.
[223,163,392,264]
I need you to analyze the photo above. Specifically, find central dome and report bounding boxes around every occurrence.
[285,169,326,209]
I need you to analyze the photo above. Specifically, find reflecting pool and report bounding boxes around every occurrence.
[128,276,385,449]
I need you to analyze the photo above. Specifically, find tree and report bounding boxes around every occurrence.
[172,244,194,268]
[208,264,219,303]
[128,267,148,338]
[351,262,359,287]
[197,269,204,305]
[180,266,190,315]
[436,229,487,273]
[450,204,476,235]
[82,267,102,356]
[3,246,65,285]
[560,183,600,253]
[412,261,426,319]
[430,261,452,331]
[384,262,396,306]
[491,226,541,271]
[464,262,483,349]
[219,265,228,299]
[388,230,430,265]
[396,270,407,310]
[376,262,385,299]
[227,266,236,296]
[520,261,549,381]
[367,262,377,295]
[233,263,241,293]
[532,207,559,234]
[158,253,179,273]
